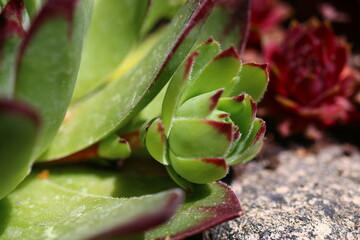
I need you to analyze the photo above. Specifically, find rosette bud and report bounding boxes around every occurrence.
[144,39,268,188]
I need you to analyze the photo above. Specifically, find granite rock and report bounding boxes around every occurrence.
[204,143,360,240]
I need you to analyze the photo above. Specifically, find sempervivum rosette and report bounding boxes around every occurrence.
[144,39,268,190]
[263,20,357,138]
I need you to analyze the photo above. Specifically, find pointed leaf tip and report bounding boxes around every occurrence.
[253,119,266,144]
[214,46,240,60]
[209,89,224,111]
[0,0,25,45]
[184,51,200,79]
[204,36,215,44]
[2,0,24,23]
[232,94,245,102]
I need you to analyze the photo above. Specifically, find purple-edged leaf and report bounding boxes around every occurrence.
[231,63,269,102]
[169,118,233,158]
[180,46,241,103]
[0,99,39,199]
[218,94,255,141]
[228,118,266,165]
[176,89,223,118]
[72,0,149,101]
[145,118,169,165]
[15,0,92,158]
[0,0,25,97]
[162,38,221,134]
[169,150,228,184]
[43,0,215,160]
[146,182,242,240]
[195,0,250,53]
[0,168,184,240]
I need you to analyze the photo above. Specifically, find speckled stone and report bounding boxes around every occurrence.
[204,143,360,240]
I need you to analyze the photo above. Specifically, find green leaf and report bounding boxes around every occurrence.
[23,0,46,19]
[43,0,215,160]
[169,118,233,158]
[161,38,221,134]
[0,99,39,199]
[180,46,241,103]
[15,0,93,158]
[98,134,131,160]
[217,94,255,142]
[195,0,250,52]
[72,0,149,101]
[228,118,266,165]
[0,170,183,240]
[176,89,223,118]
[140,0,185,36]
[145,118,169,165]
[169,150,227,184]
[146,182,242,240]
[0,0,25,97]
[231,63,269,102]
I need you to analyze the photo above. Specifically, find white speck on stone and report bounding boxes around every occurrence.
[315,223,332,237]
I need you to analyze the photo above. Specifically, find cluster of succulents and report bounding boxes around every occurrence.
[262,20,358,138]
[0,0,270,239]
[144,39,268,191]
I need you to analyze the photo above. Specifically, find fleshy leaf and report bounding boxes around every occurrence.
[0,170,184,240]
[180,46,241,103]
[140,0,185,36]
[0,166,241,239]
[217,94,255,141]
[169,118,233,158]
[15,0,93,158]
[231,63,269,102]
[98,134,131,160]
[227,118,266,165]
[72,0,149,101]
[0,0,25,97]
[145,118,168,165]
[0,99,39,199]
[146,182,242,240]
[43,0,215,160]
[161,38,221,134]
[23,0,46,19]
[166,165,194,194]
[169,150,228,184]
[195,0,250,52]
[175,89,223,118]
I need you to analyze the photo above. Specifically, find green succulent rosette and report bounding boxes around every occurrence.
[144,39,269,190]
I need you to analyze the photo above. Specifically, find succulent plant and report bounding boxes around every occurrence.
[0,0,267,239]
[247,0,291,49]
[144,39,268,190]
[263,20,357,138]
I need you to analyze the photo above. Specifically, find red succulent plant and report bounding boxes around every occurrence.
[248,0,291,49]
[262,20,357,139]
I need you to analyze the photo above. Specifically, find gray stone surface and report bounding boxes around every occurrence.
[204,143,360,240]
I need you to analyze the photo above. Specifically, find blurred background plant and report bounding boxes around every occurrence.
[244,0,360,142]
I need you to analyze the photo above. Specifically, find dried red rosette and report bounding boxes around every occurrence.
[262,21,357,139]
